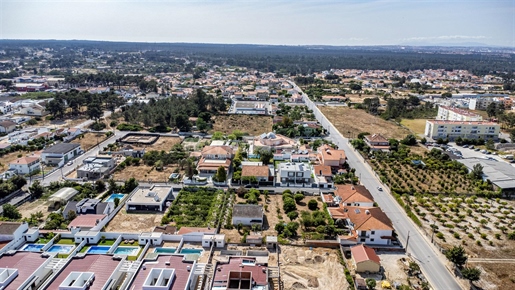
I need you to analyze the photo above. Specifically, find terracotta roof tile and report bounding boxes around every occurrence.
[351,244,381,265]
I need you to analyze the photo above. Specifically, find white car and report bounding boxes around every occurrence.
[67,161,73,166]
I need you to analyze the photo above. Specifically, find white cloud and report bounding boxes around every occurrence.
[404,35,488,41]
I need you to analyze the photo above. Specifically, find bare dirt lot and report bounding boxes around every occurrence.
[146,136,182,151]
[70,132,108,151]
[280,246,349,290]
[112,164,178,182]
[212,115,273,136]
[400,119,427,136]
[105,209,164,233]
[320,106,410,139]
[0,151,25,171]
[18,198,52,222]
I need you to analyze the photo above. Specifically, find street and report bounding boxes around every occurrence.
[294,81,463,290]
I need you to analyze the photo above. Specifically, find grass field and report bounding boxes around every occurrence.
[71,132,108,151]
[319,107,410,139]
[400,119,427,136]
[212,114,273,136]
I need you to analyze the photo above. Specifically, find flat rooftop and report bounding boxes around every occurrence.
[128,185,172,204]
[0,252,48,290]
[129,255,194,290]
[427,120,498,126]
[212,257,268,288]
[42,143,80,154]
[46,254,120,290]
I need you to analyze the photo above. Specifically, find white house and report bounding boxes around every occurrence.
[232,204,264,227]
[9,156,41,175]
[278,162,312,186]
[0,120,17,133]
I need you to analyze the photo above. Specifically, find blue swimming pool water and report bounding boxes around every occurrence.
[106,193,125,203]
[180,248,203,254]
[22,244,45,252]
[87,246,111,254]
[154,247,176,254]
[113,246,139,256]
[48,245,74,254]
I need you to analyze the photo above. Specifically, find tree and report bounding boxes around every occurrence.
[470,163,484,180]
[258,148,273,165]
[283,197,297,213]
[154,160,164,171]
[196,118,208,132]
[287,211,299,221]
[485,139,495,151]
[2,204,21,219]
[29,180,45,198]
[445,245,468,268]
[510,129,515,143]
[123,178,138,193]
[10,175,27,189]
[294,193,304,204]
[420,137,427,145]
[365,278,376,290]
[212,131,224,140]
[95,180,106,192]
[275,223,285,234]
[66,210,77,222]
[213,166,227,183]
[114,197,120,208]
[87,101,103,122]
[285,222,299,237]
[401,134,417,146]
[175,114,191,132]
[461,267,481,284]
[308,199,318,210]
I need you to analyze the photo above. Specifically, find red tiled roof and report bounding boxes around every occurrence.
[213,257,268,287]
[314,165,332,176]
[129,255,193,290]
[0,252,47,290]
[241,165,270,177]
[335,185,374,204]
[47,255,120,290]
[68,214,106,229]
[350,244,381,265]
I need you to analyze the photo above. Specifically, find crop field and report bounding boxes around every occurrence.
[212,114,273,136]
[320,106,410,139]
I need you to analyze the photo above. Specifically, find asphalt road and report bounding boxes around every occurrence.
[294,81,462,290]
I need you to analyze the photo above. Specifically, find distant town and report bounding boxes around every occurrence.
[0,41,513,290]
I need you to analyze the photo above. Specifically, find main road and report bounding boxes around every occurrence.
[292,81,462,290]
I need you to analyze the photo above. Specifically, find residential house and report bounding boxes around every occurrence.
[231,101,270,115]
[0,101,13,114]
[41,143,81,167]
[0,120,17,133]
[197,145,234,176]
[126,185,173,212]
[8,156,41,175]
[278,162,312,186]
[241,165,273,183]
[254,132,296,150]
[18,103,48,116]
[331,206,394,246]
[63,198,113,219]
[77,156,116,180]
[350,244,381,273]
[313,164,333,188]
[364,134,390,152]
[0,222,28,242]
[232,204,264,227]
[212,257,269,290]
[67,214,107,231]
[317,144,346,170]
[331,185,375,207]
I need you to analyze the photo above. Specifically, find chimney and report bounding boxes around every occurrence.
[365,210,370,215]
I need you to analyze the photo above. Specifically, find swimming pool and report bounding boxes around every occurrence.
[105,193,125,203]
[86,246,111,254]
[21,244,45,252]
[180,248,203,254]
[154,247,176,254]
[113,246,139,256]
[48,245,74,254]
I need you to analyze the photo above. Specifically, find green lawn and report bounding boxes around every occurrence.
[120,240,139,246]
[79,246,90,253]
[56,238,75,245]
[36,238,51,244]
[99,239,116,246]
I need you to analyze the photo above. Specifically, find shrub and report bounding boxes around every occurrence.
[293,193,304,204]
[436,232,444,239]
[283,198,297,213]
[308,199,318,210]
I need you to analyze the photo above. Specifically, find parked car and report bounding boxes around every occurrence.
[462,145,469,148]
[67,161,73,166]
[475,148,481,151]
[481,149,487,153]
[377,187,383,191]
[469,145,475,149]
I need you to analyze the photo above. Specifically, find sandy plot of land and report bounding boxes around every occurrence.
[320,106,410,140]
[35,116,88,129]
[212,115,273,136]
[0,151,25,171]
[70,132,108,151]
[469,262,514,290]
[112,164,178,182]
[18,199,52,221]
[280,246,349,290]
[146,137,182,151]
[377,252,410,285]
[105,209,163,233]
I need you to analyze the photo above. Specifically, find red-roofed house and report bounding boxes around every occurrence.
[197,145,234,176]
[350,244,381,273]
[364,134,390,152]
[317,144,346,169]
[67,214,107,231]
[333,184,375,207]
[9,156,41,175]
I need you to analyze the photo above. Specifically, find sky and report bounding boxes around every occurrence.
[0,0,514,47]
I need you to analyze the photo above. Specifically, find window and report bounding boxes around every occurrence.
[360,238,366,242]
[371,231,375,235]
[370,238,375,242]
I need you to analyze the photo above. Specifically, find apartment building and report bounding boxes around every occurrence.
[437,106,482,121]
[425,120,499,140]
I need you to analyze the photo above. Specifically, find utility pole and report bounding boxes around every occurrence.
[431,220,436,243]
[406,231,411,253]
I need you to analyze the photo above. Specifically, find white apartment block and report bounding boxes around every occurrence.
[425,120,500,141]
[437,106,482,121]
